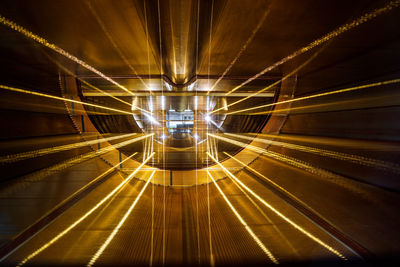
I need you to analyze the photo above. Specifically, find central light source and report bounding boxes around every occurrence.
[166,109,194,135]
[131,95,227,147]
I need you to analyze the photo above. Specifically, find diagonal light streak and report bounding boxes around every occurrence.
[87,170,156,266]
[210,46,321,114]
[0,14,152,114]
[0,84,134,115]
[218,158,301,257]
[85,0,152,92]
[55,62,133,107]
[223,151,319,214]
[0,134,153,199]
[206,170,278,264]
[0,152,138,263]
[0,15,131,96]
[209,133,373,201]
[207,152,347,260]
[16,152,155,266]
[0,133,136,164]
[251,133,400,152]
[222,0,400,96]
[224,133,400,174]
[207,7,270,94]
[221,78,400,115]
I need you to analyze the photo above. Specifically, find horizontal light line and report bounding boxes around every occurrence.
[82,91,275,97]
[0,84,134,115]
[0,133,136,164]
[223,78,400,115]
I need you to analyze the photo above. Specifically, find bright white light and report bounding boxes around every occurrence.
[161,96,166,110]
[145,114,159,125]
[194,96,198,110]
[205,115,211,122]
[161,134,167,139]
[148,96,153,111]
[193,134,199,140]
[165,83,172,91]
[187,83,195,91]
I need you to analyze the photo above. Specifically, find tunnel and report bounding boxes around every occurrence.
[0,0,400,266]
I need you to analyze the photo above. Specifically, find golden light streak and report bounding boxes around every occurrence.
[17,152,155,266]
[0,14,152,114]
[0,15,133,96]
[224,133,400,174]
[210,46,321,114]
[251,133,400,152]
[206,170,278,264]
[45,53,133,108]
[223,0,400,96]
[207,153,347,260]
[247,95,394,116]
[0,133,136,164]
[210,133,373,201]
[223,151,317,214]
[222,159,301,257]
[0,84,134,115]
[0,135,153,199]
[87,170,156,266]
[85,0,152,92]
[207,8,270,94]
[65,71,132,108]
[223,78,400,115]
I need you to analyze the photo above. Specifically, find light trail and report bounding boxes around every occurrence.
[207,7,270,94]
[222,156,301,257]
[0,152,137,263]
[208,133,374,204]
[0,15,140,97]
[87,170,156,266]
[0,134,154,199]
[222,0,400,96]
[194,0,202,263]
[0,133,136,164]
[207,153,347,260]
[207,2,215,263]
[0,14,152,115]
[0,84,135,115]
[222,78,400,115]
[79,81,132,107]
[85,0,152,92]
[210,46,321,114]
[247,95,391,116]
[250,133,400,153]
[206,170,278,264]
[224,133,400,174]
[223,151,318,214]
[69,74,132,108]
[44,52,133,108]
[155,0,167,264]
[16,152,155,266]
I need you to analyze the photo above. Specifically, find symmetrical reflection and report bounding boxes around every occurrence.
[0,0,399,266]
